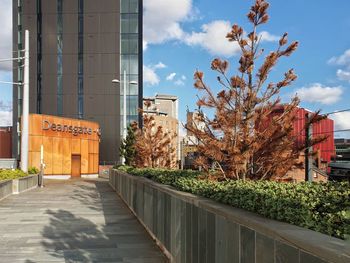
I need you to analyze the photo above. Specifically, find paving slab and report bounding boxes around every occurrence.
[0,178,167,263]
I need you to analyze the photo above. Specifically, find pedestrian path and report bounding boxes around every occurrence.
[0,178,167,262]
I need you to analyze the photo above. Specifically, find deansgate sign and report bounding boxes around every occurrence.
[42,120,101,137]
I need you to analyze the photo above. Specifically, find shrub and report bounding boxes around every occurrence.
[118,167,350,240]
[28,166,40,174]
[0,169,28,181]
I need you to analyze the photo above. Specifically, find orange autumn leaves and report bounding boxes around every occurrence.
[187,0,325,180]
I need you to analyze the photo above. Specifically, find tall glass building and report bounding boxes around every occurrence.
[13,0,143,164]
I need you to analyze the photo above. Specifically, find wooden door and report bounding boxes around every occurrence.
[71,155,81,177]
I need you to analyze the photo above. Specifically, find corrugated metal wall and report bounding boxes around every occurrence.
[292,108,335,163]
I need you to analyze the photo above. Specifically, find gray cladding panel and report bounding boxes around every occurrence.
[84,0,119,13]
[41,0,57,14]
[41,94,57,115]
[62,75,77,95]
[100,33,120,54]
[84,55,102,75]
[62,94,78,117]
[84,94,105,116]
[22,0,37,14]
[256,233,275,263]
[42,55,58,74]
[22,15,37,35]
[84,14,99,34]
[42,34,58,55]
[63,14,78,34]
[62,34,78,54]
[41,74,57,95]
[41,14,57,36]
[62,54,78,74]
[275,241,299,263]
[63,0,78,13]
[100,13,120,33]
[104,95,120,116]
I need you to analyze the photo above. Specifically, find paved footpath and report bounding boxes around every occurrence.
[0,178,167,263]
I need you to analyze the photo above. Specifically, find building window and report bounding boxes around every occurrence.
[36,0,42,113]
[78,0,84,119]
[120,0,141,136]
[57,0,63,115]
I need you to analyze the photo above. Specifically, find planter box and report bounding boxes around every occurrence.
[0,175,38,200]
[109,169,350,263]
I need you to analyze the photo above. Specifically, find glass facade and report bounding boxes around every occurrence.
[78,0,84,119]
[17,0,23,119]
[120,0,140,136]
[16,0,23,158]
[36,0,42,113]
[57,0,63,115]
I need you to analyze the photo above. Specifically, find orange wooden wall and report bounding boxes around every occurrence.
[28,114,99,175]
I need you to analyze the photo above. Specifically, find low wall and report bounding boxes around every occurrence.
[0,180,13,201]
[109,169,350,263]
[18,175,39,193]
[0,175,38,200]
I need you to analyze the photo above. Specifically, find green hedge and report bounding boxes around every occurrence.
[118,166,350,240]
[28,166,39,175]
[0,169,28,181]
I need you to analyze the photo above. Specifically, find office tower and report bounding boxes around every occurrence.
[13,0,143,164]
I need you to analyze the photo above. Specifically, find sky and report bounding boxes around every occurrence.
[1,0,350,137]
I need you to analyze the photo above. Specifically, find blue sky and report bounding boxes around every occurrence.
[1,0,350,136]
[143,0,350,137]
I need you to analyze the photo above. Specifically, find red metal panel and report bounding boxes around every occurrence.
[0,127,12,158]
[293,108,334,163]
[258,106,335,165]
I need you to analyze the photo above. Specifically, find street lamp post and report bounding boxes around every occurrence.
[21,30,30,173]
[112,70,137,164]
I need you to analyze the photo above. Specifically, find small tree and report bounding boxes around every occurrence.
[120,123,137,166]
[187,0,326,180]
[134,102,177,168]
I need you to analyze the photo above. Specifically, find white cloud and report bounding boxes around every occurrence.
[166,73,176,81]
[0,100,12,127]
[0,111,12,126]
[336,69,350,82]
[143,62,167,86]
[143,65,160,86]
[143,0,279,57]
[258,31,279,42]
[184,20,241,57]
[181,75,186,80]
[330,112,350,130]
[174,79,185,86]
[295,83,343,105]
[0,0,12,72]
[183,21,279,57]
[178,125,187,138]
[143,0,192,47]
[328,49,350,68]
[0,100,11,111]
[154,62,167,69]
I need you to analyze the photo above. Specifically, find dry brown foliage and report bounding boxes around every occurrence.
[187,0,326,180]
[133,108,177,169]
